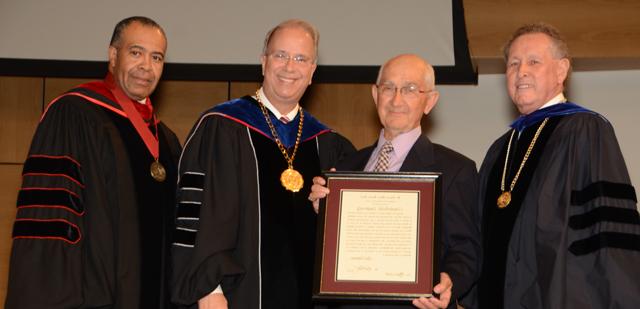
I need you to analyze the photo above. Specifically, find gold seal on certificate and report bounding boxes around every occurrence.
[150,160,166,182]
[280,168,304,192]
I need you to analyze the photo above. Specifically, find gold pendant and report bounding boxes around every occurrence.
[280,168,304,192]
[150,160,166,182]
[497,191,511,208]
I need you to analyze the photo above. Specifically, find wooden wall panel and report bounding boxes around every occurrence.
[230,82,261,99]
[153,81,229,143]
[465,0,640,60]
[0,77,43,163]
[44,78,96,104]
[0,164,23,307]
[303,84,380,149]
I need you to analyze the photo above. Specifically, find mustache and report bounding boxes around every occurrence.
[130,72,154,82]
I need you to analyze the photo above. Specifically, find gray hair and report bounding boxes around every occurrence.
[503,22,571,64]
[262,19,320,63]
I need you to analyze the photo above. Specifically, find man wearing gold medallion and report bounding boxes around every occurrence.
[469,23,640,309]
[6,16,181,308]
[171,19,355,309]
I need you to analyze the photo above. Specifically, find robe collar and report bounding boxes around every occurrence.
[510,102,593,132]
[68,74,157,124]
[211,96,331,148]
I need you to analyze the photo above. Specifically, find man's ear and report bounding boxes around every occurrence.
[423,91,440,115]
[308,63,317,85]
[557,58,570,85]
[371,84,379,107]
[108,46,118,70]
[260,54,266,76]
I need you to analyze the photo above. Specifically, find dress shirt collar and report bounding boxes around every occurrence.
[365,126,422,172]
[511,93,577,133]
[539,92,567,110]
[256,87,300,122]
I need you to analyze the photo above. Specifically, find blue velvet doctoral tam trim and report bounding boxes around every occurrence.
[510,102,597,132]
[211,96,331,148]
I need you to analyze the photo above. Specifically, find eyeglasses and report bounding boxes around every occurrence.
[376,84,430,99]
[269,51,313,66]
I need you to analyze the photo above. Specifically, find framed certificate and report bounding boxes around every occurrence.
[313,171,441,303]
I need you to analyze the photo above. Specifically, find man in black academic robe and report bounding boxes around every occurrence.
[472,23,640,309]
[6,17,180,309]
[171,20,355,309]
[309,54,480,309]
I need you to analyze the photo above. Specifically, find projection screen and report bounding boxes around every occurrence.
[0,0,476,84]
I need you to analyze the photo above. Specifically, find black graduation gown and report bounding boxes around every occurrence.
[6,81,181,309]
[171,97,355,309]
[476,111,640,308]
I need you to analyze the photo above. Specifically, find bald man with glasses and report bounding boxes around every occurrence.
[309,54,480,309]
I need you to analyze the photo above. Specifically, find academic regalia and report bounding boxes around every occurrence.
[171,96,355,309]
[476,103,640,308]
[6,78,181,309]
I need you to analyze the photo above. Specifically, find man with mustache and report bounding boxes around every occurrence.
[6,16,181,308]
[308,54,481,309]
[473,23,640,308]
[171,19,355,309]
